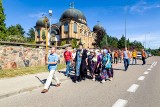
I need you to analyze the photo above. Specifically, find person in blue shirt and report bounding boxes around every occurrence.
[101,49,112,83]
[41,47,61,93]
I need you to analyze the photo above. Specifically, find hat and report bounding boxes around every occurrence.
[90,50,94,53]
[103,49,108,54]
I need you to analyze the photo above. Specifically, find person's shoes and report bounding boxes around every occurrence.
[65,74,68,76]
[82,77,86,80]
[73,80,76,83]
[101,80,105,83]
[56,83,61,87]
[109,78,113,81]
[92,78,95,81]
[41,89,48,93]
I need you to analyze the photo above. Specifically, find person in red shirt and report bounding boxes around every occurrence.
[64,46,72,77]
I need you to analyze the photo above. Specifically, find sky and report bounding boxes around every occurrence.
[3,0,160,49]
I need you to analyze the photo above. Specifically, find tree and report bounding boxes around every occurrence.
[0,0,7,40]
[71,38,78,48]
[60,40,66,46]
[118,35,125,49]
[7,24,25,36]
[6,24,26,42]
[107,35,118,49]
[27,27,35,42]
[16,24,25,35]
[100,34,107,48]
[94,30,106,48]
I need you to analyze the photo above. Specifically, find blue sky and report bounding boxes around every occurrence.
[3,0,160,49]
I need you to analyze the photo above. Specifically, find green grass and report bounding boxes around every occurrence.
[0,64,66,79]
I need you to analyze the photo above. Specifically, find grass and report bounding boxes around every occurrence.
[0,64,66,79]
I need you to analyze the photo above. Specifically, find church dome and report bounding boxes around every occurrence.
[93,24,105,32]
[60,8,86,24]
[36,17,50,28]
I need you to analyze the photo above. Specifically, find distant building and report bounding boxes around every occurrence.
[34,4,105,48]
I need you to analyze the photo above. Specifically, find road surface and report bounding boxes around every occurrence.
[0,56,159,107]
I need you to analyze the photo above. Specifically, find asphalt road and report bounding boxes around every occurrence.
[0,56,159,107]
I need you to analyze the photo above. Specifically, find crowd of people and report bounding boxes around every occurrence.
[41,45,147,93]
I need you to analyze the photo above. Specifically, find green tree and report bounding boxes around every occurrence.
[7,24,25,36]
[61,40,66,46]
[118,35,125,49]
[0,0,6,40]
[16,24,25,35]
[6,24,26,42]
[94,30,106,48]
[27,27,35,42]
[100,34,107,48]
[71,38,78,48]
[107,35,118,49]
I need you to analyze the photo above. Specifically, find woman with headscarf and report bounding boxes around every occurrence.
[90,50,98,81]
[101,49,112,83]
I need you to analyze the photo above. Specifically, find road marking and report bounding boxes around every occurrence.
[147,68,151,71]
[112,99,128,107]
[138,76,145,80]
[154,62,157,66]
[144,71,149,74]
[152,61,156,66]
[127,84,139,93]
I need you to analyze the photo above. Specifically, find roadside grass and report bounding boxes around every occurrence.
[0,64,66,79]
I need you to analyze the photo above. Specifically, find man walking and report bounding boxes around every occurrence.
[132,49,137,65]
[142,49,146,65]
[41,47,61,93]
[74,44,88,82]
[122,48,131,71]
[64,46,72,77]
[114,50,118,64]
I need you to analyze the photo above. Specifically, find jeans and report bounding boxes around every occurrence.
[65,61,71,76]
[132,57,137,64]
[142,57,146,65]
[124,58,130,71]
[44,70,60,89]
[114,57,118,64]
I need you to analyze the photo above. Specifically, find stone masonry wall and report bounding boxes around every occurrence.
[0,45,66,70]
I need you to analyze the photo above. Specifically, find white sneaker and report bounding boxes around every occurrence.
[92,78,95,81]
[101,80,105,83]
[109,78,113,81]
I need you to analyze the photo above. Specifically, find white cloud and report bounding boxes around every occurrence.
[125,0,160,13]
[28,12,47,18]
[129,32,160,49]
[28,12,58,23]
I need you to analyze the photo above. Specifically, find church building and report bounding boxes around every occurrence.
[34,4,105,48]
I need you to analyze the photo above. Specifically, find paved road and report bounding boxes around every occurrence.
[0,56,159,107]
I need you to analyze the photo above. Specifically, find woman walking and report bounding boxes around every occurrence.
[90,51,98,81]
[101,49,112,83]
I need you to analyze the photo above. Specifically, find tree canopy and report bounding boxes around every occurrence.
[0,0,6,40]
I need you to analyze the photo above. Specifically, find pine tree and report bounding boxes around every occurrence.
[0,0,7,40]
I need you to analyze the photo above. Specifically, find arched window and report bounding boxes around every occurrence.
[74,22,77,33]
[64,22,69,33]
[42,30,46,40]
[37,29,40,38]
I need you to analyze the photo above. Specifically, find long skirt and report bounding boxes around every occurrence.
[101,68,112,80]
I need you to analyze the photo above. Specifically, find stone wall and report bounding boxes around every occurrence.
[0,45,66,70]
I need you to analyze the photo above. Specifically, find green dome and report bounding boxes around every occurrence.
[93,24,105,32]
[60,8,86,24]
[36,17,50,28]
